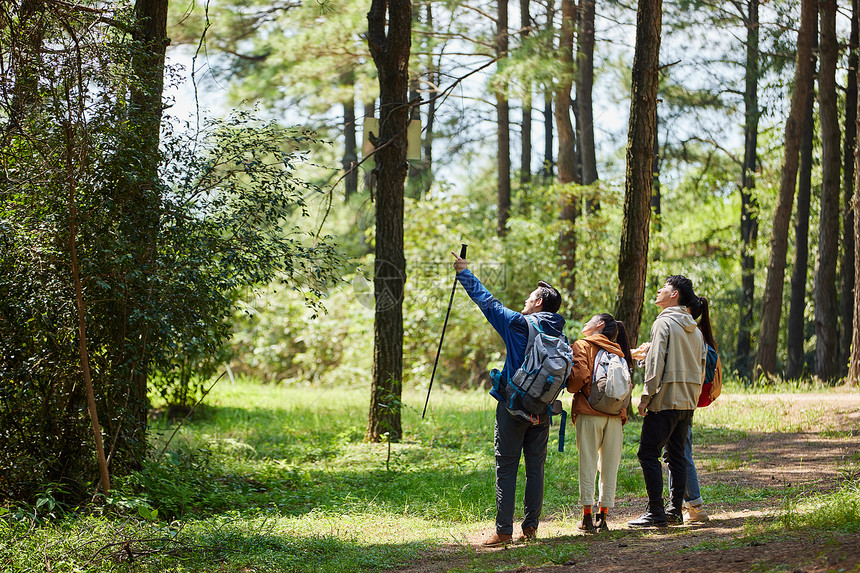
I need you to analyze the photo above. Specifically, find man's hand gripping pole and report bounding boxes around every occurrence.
[422,244,467,419]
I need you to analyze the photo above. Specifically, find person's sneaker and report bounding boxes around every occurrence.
[594,511,609,532]
[627,513,668,528]
[684,504,710,523]
[666,511,684,525]
[578,512,596,532]
[482,532,512,547]
[516,526,537,542]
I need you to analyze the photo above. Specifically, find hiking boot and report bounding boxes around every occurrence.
[627,513,668,528]
[666,511,684,526]
[684,504,710,523]
[578,512,595,532]
[482,532,512,547]
[594,511,609,532]
[516,526,537,542]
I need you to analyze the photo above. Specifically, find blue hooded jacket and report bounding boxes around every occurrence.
[456,269,566,400]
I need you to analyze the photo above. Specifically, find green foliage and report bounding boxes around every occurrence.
[0,1,342,504]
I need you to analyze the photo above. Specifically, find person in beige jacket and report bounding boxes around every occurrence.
[628,275,706,529]
[566,313,634,532]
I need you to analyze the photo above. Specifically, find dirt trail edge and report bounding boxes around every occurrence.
[393,392,860,573]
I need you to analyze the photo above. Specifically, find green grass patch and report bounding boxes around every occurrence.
[3,379,860,572]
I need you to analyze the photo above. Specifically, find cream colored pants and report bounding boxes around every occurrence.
[575,413,623,508]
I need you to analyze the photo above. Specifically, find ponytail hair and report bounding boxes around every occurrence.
[597,312,634,368]
[690,296,716,350]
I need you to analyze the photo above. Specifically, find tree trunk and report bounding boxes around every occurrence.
[786,22,817,381]
[754,0,816,377]
[840,0,859,377]
[736,0,760,381]
[542,0,555,180]
[108,0,169,472]
[850,61,860,385]
[363,99,376,191]
[407,73,423,200]
[577,0,598,191]
[813,0,840,381]
[366,0,410,443]
[614,0,662,347]
[497,0,511,237]
[422,3,437,197]
[520,0,532,187]
[556,0,578,301]
[343,93,359,201]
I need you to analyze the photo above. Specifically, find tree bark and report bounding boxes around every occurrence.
[840,0,859,377]
[576,0,598,190]
[736,0,760,381]
[497,0,511,237]
[422,3,437,197]
[614,0,662,347]
[542,0,555,180]
[813,0,840,381]
[366,0,410,442]
[520,0,532,187]
[754,0,816,377]
[343,92,359,201]
[851,60,860,385]
[556,0,578,301]
[108,0,169,472]
[786,22,817,381]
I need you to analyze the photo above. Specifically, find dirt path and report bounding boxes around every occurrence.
[395,392,860,573]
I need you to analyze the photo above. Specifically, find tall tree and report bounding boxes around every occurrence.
[813,0,840,381]
[735,0,760,380]
[786,21,817,380]
[840,0,859,376]
[343,75,359,201]
[576,0,598,190]
[521,0,533,186]
[754,0,816,377]
[542,0,555,179]
[496,0,511,236]
[851,64,860,386]
[108,0,169,470]
[556,0,578,300]
[614,0,662,346]
[365,0,411,442]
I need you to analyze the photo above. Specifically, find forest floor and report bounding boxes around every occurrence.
[392,392,860,573]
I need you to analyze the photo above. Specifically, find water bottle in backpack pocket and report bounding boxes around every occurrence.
[588,349,632,415]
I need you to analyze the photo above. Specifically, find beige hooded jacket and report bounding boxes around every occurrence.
[641,306,706,412]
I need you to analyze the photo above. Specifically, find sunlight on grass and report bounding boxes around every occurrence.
[4,379,860,572]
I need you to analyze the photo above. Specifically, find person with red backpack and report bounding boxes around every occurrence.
[670,296,722,523]
[628,275,706,528]
[566,313,634,532]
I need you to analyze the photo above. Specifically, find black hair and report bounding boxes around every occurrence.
[666,274,702,317]
[596,312,634,368]
[690,296,717,350]
[536,281,562,314]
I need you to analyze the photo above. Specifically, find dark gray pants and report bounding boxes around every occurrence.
[494,401,550,535]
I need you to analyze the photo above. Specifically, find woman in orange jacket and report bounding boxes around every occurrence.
[566,313,634,532]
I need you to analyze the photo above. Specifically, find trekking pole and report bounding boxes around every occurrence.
[422,244,467,419]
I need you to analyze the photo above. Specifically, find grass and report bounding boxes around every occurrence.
[2,378,859,572]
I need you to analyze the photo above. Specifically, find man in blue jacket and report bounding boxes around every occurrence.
[452,251,565,546]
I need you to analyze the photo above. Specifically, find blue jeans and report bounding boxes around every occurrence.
[667,425,703,506]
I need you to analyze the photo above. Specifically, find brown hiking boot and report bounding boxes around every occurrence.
[516,526,537,542]
[578,512,595,532]
[482,532,513,547]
